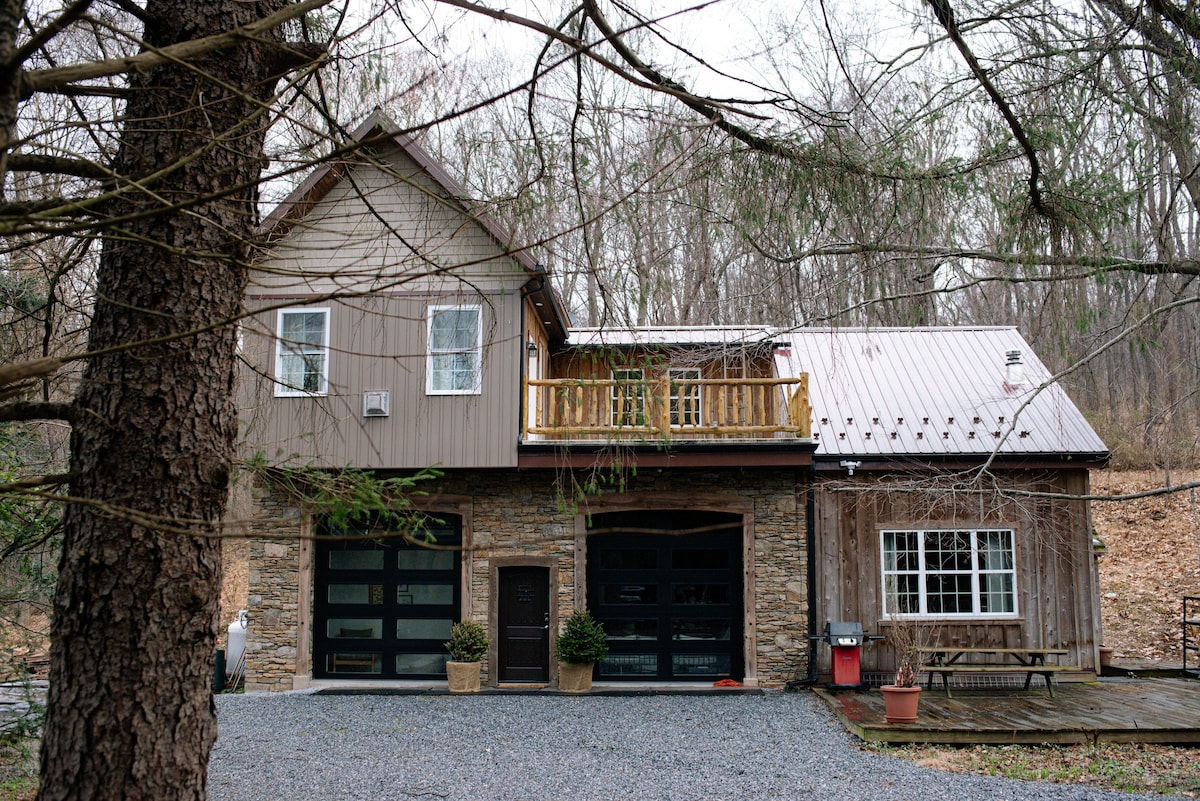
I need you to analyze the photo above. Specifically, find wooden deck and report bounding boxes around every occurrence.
[813,677,1200,744]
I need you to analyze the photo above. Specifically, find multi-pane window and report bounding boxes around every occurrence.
[881,529,1016,617]
[427,306,481,394]
[275,308,329,396]
[611,369,647,427]
[669,368,702,427]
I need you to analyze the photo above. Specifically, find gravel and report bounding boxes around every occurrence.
[208,690,1174,801]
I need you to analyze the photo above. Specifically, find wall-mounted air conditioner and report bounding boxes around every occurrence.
[362,390,390,417]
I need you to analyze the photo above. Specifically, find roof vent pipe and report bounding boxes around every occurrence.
[1004,350,1025,390]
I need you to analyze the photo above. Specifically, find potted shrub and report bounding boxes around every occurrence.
[880,618,927,723]
[555,609,608,693]
[444,619,489,693]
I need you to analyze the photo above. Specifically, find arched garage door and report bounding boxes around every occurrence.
[587,510,743,681]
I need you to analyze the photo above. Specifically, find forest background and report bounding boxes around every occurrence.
[1,0,1200,797]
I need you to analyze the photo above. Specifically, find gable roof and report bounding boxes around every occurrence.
[775,326,1108,460]
[256,109,569,341]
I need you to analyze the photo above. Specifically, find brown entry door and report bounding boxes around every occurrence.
[498,566,550,683]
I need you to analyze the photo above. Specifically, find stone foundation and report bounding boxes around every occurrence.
[244,466,810,691]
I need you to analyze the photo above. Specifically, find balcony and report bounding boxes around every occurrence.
[523,374,812,442]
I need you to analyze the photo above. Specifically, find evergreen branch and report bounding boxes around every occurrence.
[925,0,1050,217]
[787,242,1200,277]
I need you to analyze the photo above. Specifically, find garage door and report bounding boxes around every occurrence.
[587,511,743,681]
[313,517,461,679]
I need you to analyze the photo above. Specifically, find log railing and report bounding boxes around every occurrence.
[523,374,811,441]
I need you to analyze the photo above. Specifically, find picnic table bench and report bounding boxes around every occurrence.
[922,647,1077,698]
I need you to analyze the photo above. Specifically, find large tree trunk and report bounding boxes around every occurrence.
[37,2,288,799]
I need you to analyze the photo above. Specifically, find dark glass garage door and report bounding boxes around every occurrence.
[314,517,460,679]
[587,511,742,681]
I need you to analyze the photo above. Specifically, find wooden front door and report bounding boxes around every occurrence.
[498,566,550,683]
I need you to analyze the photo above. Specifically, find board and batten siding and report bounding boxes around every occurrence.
[813,468,1099,677]
[251,149,529,298]
[241,136,541,469]
[241,290,525,470]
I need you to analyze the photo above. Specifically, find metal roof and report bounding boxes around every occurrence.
[773,327,1108,459]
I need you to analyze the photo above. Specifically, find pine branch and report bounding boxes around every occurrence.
[925,0,1050,217]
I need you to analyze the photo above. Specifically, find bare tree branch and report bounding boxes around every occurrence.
[0,400,74,423]
[19,0,331,98]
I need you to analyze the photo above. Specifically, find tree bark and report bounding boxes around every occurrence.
[36,1,290,799]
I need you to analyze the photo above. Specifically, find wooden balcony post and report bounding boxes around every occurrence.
[656,375,670,438]
[523,374,530,437]
[789,373,812,437]
[535,380,544,432]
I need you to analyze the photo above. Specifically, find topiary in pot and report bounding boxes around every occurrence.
[555,610,608,693]
[445,619,489,662]
[444,619,488,693]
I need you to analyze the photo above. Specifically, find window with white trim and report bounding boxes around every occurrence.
[881,529,1016,617]
[668,368,702,427]
[275,308,330,396]
[427,306,481,395]
[610,369,647,427]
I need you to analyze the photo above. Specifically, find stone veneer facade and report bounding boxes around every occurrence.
[244,466,810,692]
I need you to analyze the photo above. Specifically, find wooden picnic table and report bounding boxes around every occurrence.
[923,647,1075,698]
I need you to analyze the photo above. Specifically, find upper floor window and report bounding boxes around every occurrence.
[669,368,702,427]
[427,306,481,395]
[275,307,329,396]
[881,529,1016,618]
[611,369,647,427]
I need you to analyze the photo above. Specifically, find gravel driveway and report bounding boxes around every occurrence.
[208,691,1173,801]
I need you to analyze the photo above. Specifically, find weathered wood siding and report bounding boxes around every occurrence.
[240,292,523,468]
[814,469,1099,676]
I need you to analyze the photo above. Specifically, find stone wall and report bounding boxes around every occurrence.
[243,486,306,692]
[244,465,810,690]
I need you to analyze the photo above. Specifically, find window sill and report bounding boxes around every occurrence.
[877,617,1024,626]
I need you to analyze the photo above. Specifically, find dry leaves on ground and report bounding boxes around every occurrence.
[1092,469,1200,664]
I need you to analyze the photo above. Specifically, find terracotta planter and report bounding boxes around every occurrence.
[446,661,482,693]
[1098,646,1114,668]
[557,661,594,693]
[880,684,921,723]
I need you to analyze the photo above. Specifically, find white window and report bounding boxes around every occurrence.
[610,369,647,427]
[881,529,1017,618]
[427,306,482,395]
[275,308,329,396]
[669,368,702,427]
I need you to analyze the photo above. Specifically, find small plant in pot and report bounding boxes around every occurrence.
[555,609,608,693]
[880,617,928,723]
[444,619,489,693]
